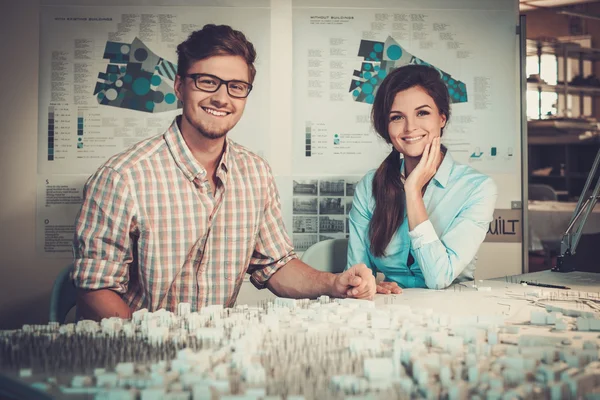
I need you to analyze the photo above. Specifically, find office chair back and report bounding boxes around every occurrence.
[49,264,77,324]
[300,238,348,273]
[529,183,558,201]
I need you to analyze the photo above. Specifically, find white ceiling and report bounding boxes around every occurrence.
[520,0,600,11]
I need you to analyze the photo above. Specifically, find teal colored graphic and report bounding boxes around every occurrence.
[94,38,181,113]
[470,148,484,158]
[350,37,468,105]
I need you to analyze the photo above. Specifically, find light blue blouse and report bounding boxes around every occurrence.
[346,151,497,289]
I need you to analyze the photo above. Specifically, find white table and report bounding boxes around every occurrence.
[237,271,600,323]
[528,200,600,251]
[4,272,600,399]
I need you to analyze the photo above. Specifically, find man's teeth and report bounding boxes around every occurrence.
[204,108,228,116]
[404,135,425,143]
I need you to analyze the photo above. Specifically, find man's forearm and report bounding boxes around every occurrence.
[77,288,133,321]
[266,258,336,299]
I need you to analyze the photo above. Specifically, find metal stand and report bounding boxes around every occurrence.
[553,146,600,272]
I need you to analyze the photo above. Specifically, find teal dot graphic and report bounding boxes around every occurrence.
[97,92,105,100]
[165,93,176,104]
[366,95,374,104]
[443,76,448,80]
[132,77,151,96]
[453,93,460,99]
[449,79,455,85]
[364,64,371,71]
[120,66,127,73]
[118,91,125,99]
[109,74,118,82]
[362,83,373,95]
[78,137,82,141]
[460,95,466,102]
[374,66,380,71]
[353,90,360,97]
[449,88,455,95]
[370,52,377,59]
[374,43,383,52]
[151,75,162,86]
[370,77,377,84]
[123,74,132,83]
[387,45,402,60]
[146,101,155,111]
[364,71,372,79]
[378,69,387,79]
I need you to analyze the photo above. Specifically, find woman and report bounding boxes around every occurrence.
[347,64,497,293]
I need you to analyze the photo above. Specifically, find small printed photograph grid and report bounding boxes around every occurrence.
[293,177,359,251]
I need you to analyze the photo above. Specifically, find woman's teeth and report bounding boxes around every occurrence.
[403,135,425,143]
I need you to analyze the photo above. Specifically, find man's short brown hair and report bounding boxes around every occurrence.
[176,24,257,82]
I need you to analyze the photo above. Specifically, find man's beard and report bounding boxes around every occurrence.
[185,113,231,140]
[198,128,228,140]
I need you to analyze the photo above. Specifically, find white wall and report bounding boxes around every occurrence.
[0,0,522,329]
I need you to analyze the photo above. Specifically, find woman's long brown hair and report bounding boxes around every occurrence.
[369,64,450,257]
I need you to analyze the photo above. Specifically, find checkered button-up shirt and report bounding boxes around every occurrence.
[73,117,296,312]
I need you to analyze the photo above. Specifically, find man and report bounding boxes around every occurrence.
[73,24,376,321]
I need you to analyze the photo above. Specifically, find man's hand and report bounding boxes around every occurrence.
[332,263,376,300]
[376,281,403,295]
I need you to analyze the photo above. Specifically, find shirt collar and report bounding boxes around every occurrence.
[219,139,232,174]
[399,147,454,188]
[400,157,407,185]
[433,150,453,188]
[164,116,234,182]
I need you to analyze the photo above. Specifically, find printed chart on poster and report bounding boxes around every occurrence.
[292,7,518,175]
[37,6,270,256]
[38,6,271,176]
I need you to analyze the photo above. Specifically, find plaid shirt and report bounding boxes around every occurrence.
[73,117,296,312]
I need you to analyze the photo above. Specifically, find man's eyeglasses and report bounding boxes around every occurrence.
[184,73,253,99]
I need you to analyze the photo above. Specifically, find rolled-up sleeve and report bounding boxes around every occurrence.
[72,167,136,294]
[410,177,498,290]
[248,168,297,289]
